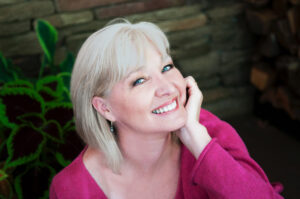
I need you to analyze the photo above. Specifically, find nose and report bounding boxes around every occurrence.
[154,76,176,97]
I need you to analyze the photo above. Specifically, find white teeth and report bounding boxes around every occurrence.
[152,100,177,114]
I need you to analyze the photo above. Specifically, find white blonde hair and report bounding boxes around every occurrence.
[70,19,170,173]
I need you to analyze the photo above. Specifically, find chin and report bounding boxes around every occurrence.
[170,112,187,131]
[153,115,186,134]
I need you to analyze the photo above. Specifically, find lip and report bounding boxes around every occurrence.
[152,97,178,112]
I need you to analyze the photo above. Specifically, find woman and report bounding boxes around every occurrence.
[50,19,283,198]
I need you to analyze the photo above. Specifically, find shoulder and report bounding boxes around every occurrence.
[50,151,84,196]
[51,152,83,186]
[199,108,225,130]
[50,148,102,198]
[179,109,249,177]
[200,109,239,138]
[199,108,249,154]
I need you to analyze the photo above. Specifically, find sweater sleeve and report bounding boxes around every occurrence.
[191,109,284,199]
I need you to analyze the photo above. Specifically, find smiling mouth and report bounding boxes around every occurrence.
[152,98,177,114]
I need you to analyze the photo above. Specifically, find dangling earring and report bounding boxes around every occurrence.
[110,121,114,133]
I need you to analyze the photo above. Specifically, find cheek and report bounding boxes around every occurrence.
[110,92,149,120]
[109,91,131,120]
[173,70,187,105]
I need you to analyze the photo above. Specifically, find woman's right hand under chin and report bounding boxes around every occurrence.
[175,76,212,159]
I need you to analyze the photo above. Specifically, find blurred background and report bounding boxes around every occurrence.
[0,0,299,198]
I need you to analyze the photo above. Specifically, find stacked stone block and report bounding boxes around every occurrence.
[0,0,254,118]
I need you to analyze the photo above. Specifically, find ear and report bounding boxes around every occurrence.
[92,96,116,122]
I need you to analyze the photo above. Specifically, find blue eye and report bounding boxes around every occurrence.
[133,78,145,86]
[162,64,174,73]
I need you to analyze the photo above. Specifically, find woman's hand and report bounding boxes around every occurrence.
[175,76,211,159]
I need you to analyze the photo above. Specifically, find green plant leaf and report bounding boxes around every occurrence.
[45,102,73,127]
[14,163,55,199]
[0,98,16,129]
[62,86,71,102]
[41,120,63,143]
[62,119,75,132]
[0,125,10,163]
[57,72,71,93]
[14,173,22,199]
[59,52,74,74]
[5,125,46,169]
[55,152,71,167]
[56,72,72,101]
[0,87,45,126]
[35,20,58,65]
[36,75,64,102]
[58,126,84,161]
[3,79,34,89]
[17,113,45,128]
[0,52,17,83]
[0,169,8,181]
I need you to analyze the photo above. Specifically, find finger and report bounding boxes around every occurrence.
[185,76,203,120]
[185,76,202,98]
[185,76,203,108]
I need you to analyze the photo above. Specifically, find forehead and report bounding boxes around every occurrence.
[102,23,171,95]
[122,41,171,77]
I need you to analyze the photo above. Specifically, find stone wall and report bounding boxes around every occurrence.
[0,0,255,118]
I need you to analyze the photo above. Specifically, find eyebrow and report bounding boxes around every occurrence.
[124,55,172,80]
[124,67,144,80]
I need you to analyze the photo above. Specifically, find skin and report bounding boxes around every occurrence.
[86,43,212,198]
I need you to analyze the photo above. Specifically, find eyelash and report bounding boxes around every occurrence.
[162,64,174,73]
[132,64,174,87]
[132,78,145,86]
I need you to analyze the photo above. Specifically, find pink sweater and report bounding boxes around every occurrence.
[50,109,284,198]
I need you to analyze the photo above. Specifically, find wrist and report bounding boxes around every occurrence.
[187,122,212,159]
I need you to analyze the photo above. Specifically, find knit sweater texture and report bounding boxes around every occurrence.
[50,109,284,198]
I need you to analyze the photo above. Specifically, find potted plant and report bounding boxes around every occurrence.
[0,20,84,199]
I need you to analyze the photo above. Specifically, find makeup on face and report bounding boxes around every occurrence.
[106,44,187,134]
[124,55,173,85]
[151,97,179,115]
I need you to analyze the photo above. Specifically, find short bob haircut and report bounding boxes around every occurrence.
[70,19,170,173]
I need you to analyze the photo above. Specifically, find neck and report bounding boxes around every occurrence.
[118,130,178,173]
